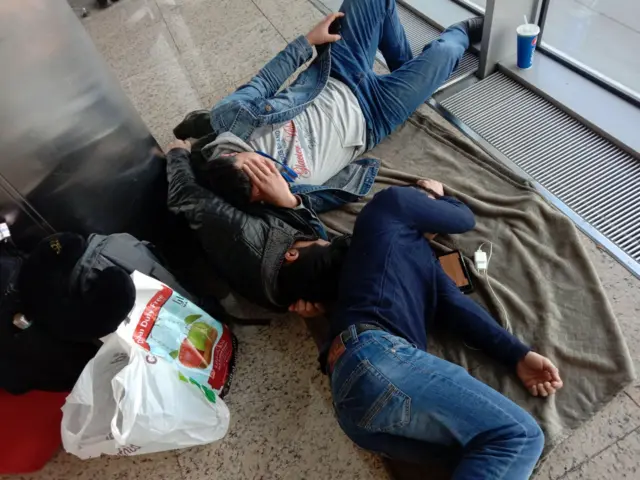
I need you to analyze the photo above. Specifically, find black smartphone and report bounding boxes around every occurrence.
[329,16,342,36]
[437,250,474,294]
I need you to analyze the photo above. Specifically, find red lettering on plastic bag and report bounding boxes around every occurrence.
[133,285,173,349]
[208,325,233,391]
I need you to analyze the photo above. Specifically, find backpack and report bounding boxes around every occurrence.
[73,233,195,302]
[1,232,229,394]
[0,233,100,394]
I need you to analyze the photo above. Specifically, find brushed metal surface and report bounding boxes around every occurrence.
[0,0,165,247]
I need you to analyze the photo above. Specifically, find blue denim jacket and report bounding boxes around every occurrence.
[210,36,379,210]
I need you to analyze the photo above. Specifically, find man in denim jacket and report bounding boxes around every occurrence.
[174,0,482,213]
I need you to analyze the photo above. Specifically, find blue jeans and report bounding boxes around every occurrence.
[330,327,544,479]
[330,0,469,148]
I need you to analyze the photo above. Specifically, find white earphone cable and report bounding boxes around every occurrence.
[477,241,511,332]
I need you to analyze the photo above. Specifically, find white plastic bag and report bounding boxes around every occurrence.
[61,334,230,459]
[118,271,236,397]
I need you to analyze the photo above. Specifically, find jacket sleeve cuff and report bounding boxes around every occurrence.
[291,35,314,61]
[505,342,532,368]
[167,147,191,159]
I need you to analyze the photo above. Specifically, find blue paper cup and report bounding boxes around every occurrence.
[516,24,540,69]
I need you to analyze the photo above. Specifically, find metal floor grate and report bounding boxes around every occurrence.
[396,4,441,55]
[441,72,640,267]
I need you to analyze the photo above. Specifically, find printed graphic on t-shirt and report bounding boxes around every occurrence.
[298,121,317,150]
[273,120,311,179]
[245,77,366,187]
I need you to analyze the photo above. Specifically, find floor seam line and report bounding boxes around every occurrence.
[154,0,207,110]
[249,0,289,44]
[156,0,182,54]
[555,424,640,479]
[624,390,640,408]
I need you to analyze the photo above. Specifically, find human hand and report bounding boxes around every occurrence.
[166,139,191,153]
[417,179,444,198]
[306,12,344,46]
[289,299,326,318]
[516,351,563,397]
[242,158,299,208]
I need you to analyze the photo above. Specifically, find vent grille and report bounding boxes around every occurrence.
[396,4,441,55]
[441,73,640,264]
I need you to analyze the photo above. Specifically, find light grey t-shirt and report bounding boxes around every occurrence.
[247,77,367,186]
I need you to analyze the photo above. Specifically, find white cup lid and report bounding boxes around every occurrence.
[517,24,540,36]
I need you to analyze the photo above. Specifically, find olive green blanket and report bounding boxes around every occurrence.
[218,106,634,471]
[313,107,635,461]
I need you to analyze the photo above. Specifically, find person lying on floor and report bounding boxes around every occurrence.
[173,0,483,212]
[297,181,563,479]
[165,139,351,310]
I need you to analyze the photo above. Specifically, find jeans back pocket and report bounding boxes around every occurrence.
[333,359,411,434]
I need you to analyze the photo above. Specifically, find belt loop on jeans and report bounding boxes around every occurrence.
[348,324,358,344]
[327,323,382,375]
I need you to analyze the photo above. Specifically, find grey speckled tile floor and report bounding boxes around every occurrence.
[30,0,640,479]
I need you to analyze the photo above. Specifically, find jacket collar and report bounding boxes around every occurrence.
[261,227,297,308]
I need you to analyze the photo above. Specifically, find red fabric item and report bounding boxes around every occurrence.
[0,390,67,474]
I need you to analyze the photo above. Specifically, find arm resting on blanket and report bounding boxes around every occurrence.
[435,267,531,367]
[372,186,476,235]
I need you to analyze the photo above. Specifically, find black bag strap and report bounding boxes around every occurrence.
[97,233,194,301]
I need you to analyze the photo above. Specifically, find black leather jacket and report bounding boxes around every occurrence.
[165,148,322,310]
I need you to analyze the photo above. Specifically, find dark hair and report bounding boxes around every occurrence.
[203,156,252,207]
[277,236,351,304]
